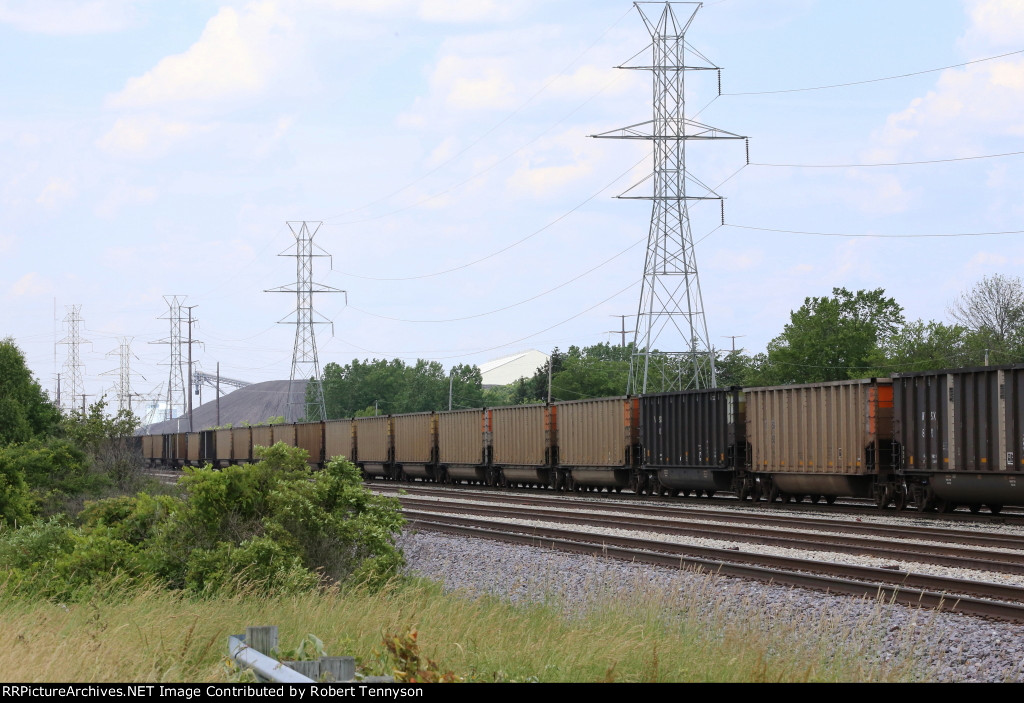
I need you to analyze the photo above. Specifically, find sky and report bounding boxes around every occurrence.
[3,0,1024,418]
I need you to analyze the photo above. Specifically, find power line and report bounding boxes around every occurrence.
[328,279,640,362]
[347,236,645,324]
[725,223,1024,238]
[324,71,628,228]
[335,152,649,282]
[322,6,636,222]
[724,48,1024,96]
[751,149,1024,168]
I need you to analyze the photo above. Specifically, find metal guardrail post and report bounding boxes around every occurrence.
[228,633,315,684]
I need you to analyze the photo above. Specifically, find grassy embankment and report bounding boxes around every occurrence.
[0,569,929,682]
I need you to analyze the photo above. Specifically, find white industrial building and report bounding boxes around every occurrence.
[478,349,549,388]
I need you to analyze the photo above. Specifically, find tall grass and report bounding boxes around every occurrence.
[0,565,929,682]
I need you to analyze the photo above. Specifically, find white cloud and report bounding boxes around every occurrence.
[431,54,518,110]
[9,272,49,297]
[961,0,1024,49]
[869,0,1024,161]
[94,181,157,218]
[35,177,76,209]
[426,136,459,167]
[505,129,603,197]
[544,64,629,100]
[107,2,296,110]
[0,0,136,35]
[96,114,215,158]
[418,0,521,23]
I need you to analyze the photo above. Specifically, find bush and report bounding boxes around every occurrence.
[0,443,406,600]
[0,438,106,516]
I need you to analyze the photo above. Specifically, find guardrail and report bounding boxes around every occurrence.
[228,626,384,683]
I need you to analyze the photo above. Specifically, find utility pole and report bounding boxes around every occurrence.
[448,369,454,411]
[608,314,635,347]
[547,356,553,404]
[266,221,346,423]
[722,335,746,354]
[183,305,199,433]
[592,2,746,394]
[216,362,221,427]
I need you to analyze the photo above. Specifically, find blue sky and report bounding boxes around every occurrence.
[3,0,1023,415]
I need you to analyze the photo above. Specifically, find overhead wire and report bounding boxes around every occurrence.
[334,151,650,281]
[346,236,645,324]
[322,5,636,221]
[324,70,629,227]
[724,48,1024,96]
[751,149,1024,168]
[325,278,640,362]
[725,224,1024,239]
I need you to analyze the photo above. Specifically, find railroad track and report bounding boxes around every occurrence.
[377,485,1024,623]
[394,498,1024,576]
[368,478,1024,523]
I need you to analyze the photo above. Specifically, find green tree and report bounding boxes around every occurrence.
[0,338,60,446]
[323,357,485,416]
[714,350,762,387]
[761,288,904,384]
[447,363,484,410]
[509,344,632,403]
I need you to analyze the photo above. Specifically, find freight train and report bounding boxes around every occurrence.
[140,364,1024,515]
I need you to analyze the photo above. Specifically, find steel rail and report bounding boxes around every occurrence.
[398,498,1024,575]
[376,483,1024,548]
[405,512,1024,622]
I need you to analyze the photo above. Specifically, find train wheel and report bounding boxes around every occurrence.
[825,495,836,505]
[912,486,928,512]
[682,489,691,497]
[893,491,906,511]
[810,495,822,504]
[969,504,981,514]
[614,486,622,493]
[738,484,750,502]
[767,485,779,503]
[706,490,716,499]
[989,504,1003,515]
[669,488,680,498]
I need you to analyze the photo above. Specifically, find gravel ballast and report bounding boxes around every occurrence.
[399,529,1024,683]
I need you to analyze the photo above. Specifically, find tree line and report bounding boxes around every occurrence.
[318,273,1024,411]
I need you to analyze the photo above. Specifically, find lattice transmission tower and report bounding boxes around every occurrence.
[152,296,188,421]
[58,305,88,412]
[593,1,746,393]
[267,221,345,423]
[102,337,145,414]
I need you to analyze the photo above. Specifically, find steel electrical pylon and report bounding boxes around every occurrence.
[593,1,745,393]
[102,337,144,414]
[152,296,188,421]
[58,305,88,412]
[267,221,345,423]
